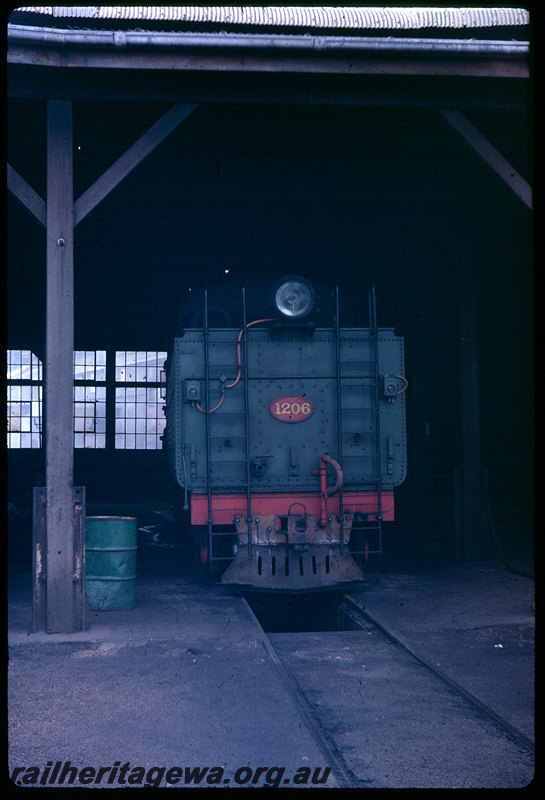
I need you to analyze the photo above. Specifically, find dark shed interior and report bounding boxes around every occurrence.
[7,9,534,573]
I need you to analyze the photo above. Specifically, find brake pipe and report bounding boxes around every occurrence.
[225,318,278,389]
[196,317,278,413]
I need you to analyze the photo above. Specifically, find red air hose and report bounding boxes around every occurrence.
[319,453,343,527]
[197,318,278,413]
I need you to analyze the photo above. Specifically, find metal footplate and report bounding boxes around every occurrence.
[220,543,364,591]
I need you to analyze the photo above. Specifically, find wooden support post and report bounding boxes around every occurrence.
[7,163,47,227]
[32,487,88,632]
[74,103,197,225]
[438,109,532,210]
[25,101,197,630]
[43,100,89,632]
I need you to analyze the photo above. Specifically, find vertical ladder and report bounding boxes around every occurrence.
[203,288,251,567]
[368,285,383,553]
[334,286,345,553]
[335,285,383,559]
[241,288,253,562]
[203,289,215,563]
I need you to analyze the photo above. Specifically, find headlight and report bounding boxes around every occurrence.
[274,276,315,319]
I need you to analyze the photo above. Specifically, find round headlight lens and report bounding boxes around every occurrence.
[274,277,314,319]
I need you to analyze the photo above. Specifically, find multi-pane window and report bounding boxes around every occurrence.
[115,350,164,383]
[115,351,166,449]
[74,385,107,448]
[7,349,166,450]
[74,350,106,382]
[73,350,106,449]
[7,350,43,448]
[7,349,43,382]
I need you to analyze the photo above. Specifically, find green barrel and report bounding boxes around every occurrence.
[85,517,137,610]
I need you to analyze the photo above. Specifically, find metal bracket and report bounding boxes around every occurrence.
[287,503,309,549]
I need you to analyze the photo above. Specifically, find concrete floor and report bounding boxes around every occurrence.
[8,506,535,789]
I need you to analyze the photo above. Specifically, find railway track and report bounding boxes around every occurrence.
[338,594,535,756]
[242,591,534,789]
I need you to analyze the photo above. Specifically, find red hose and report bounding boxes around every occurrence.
[197,317,278,412]
[319,453,343,527]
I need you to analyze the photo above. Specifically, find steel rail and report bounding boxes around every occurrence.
[339,593,535,755]
[243,589,533,787]
[240,596,358,788]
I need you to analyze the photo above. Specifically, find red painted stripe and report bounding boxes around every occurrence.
[190,491,394,525]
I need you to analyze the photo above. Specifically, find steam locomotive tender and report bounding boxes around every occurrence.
[163,275,407,590]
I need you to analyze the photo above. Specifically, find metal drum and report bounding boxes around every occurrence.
[85,516,137,610]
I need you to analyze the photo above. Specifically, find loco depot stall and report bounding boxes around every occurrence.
[7,6,533,631]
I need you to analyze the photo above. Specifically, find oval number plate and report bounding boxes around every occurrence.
[269,395,314,423]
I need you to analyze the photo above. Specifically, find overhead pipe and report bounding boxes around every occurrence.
[7,24,529,59]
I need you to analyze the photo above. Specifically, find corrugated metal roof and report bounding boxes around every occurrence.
[8,6,531,85]
[13,6,530,30]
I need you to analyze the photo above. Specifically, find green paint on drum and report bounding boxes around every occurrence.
[85,516,137,610]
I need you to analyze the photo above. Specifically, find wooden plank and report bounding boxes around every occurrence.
[72,486,89,631]
[32,487,47,632]
[45,99,76,632]
[74,102,197,225]
[439,108,532,210]
[7,163,46,227]
[32,487,89,631]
